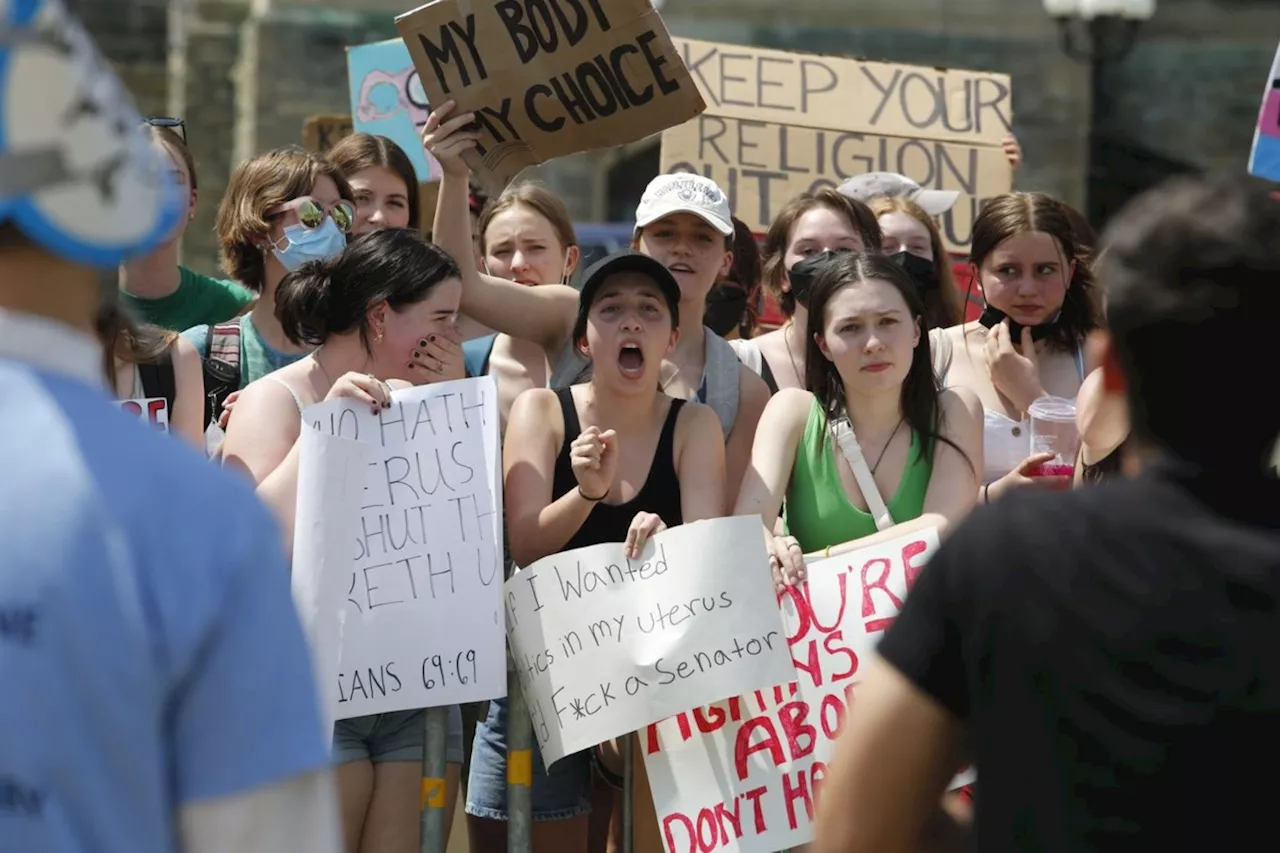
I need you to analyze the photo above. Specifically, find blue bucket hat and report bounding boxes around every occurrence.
[0,0,182,268]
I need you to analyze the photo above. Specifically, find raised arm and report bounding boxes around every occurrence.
[424,103,578,359]
[503,388,598,567]
[675,402,727,522]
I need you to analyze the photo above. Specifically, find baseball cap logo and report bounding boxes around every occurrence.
[652,175,725,207]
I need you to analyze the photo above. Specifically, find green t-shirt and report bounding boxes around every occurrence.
[120,266,254,332]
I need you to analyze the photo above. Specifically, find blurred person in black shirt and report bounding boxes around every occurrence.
[813,172,1280,853]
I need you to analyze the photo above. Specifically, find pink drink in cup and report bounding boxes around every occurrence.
[1027,396,1079,484]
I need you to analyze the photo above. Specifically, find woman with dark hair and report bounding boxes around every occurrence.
[705,216,763,340]
[119,123,254,331]
[733,190,882,394]
[932,192,1103,498]
[219,228,463,853]
[499,250,726,853]
[328,132,421,235]
[735,252,982,585]
[96,293,207,447]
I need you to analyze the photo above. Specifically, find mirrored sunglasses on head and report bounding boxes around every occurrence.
[145,116,186,143]
[269,197,355,234]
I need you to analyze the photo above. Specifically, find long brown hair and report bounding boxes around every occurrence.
[969,192,1102,349]
[761,189,882,318]
[327,133,420,230]
[870,196,964,329]
[95,295,178,389]
[216,146,354,293]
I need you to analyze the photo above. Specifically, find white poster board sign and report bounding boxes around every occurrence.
[643,527,971,853]
[505,515,795,768]
[292,377,505,720]
[119,396,169,432]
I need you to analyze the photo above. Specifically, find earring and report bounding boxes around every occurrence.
[375,327,385,344]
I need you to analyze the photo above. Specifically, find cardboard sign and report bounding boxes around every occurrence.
[1249,42,1280,183]
[119,396,170,432]
[303,114,355,154]
[347,37,444,182]
[291,378,506,720]
[395,0,706,193]
[643,528,972,853]
[504,515,794,768]
[660,39,1014,253]
[662,113,1012,252]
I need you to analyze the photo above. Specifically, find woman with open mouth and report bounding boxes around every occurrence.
[497,249,726,853]
[733,251,983,588]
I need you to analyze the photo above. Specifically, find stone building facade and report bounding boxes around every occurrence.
[73,0,1280,278]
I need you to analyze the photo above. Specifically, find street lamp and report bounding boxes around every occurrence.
[1044,0,1156,226]
[1043,0,1156,63]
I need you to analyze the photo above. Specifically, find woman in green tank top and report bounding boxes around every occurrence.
[733,252,984,589]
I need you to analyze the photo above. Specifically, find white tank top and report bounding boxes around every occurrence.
[932,328,1085,483]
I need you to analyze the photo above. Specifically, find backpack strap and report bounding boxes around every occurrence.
[137,349,177,414]
[701,331,740,438]
[201,320,243,428]
[463,333,499,379]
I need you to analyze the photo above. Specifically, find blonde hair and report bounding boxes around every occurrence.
[869,195,964,329]
[477,183,577,255]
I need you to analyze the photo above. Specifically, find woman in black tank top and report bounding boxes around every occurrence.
[501,251,727,852]
[503,250,727,569]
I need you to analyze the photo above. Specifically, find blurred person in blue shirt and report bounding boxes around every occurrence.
[0,2,342,852]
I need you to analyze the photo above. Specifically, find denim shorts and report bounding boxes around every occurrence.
[465,697,592,821]
[333,705,464,765]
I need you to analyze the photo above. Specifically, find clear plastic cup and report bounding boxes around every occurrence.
[1027,396,1079,480]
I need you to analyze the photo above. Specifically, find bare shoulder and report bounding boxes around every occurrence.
[939,385,983,424]
[675,399,723,439]
[507,386,562,432]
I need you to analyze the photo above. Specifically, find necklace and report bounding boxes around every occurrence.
[868,416,906,475]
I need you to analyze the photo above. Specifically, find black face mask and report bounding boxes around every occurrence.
[978,305,1063,343]
[889,251,939,293]
[705,283,748,336]
[788,249,852,309]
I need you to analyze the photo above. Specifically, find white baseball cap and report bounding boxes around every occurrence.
[0,0,182,268]
[635,174,734,236]
[837,172,959,217]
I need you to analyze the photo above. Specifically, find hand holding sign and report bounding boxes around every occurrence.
[325,371,395,414]
[421,100,480,178]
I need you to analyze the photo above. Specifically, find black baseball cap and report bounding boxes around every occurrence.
[573,250,682,342]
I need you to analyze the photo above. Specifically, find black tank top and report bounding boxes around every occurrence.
[551,388,685,552]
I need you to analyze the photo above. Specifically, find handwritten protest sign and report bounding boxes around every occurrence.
[1249,41,1280,183]
[505,515,793,767]
[643,527,971,853]
[347,37,443,182]
[660,39,1013,252]
[395,0,705,193]
[292,377,505,720]
[302,114,354,154]
[119,397,169,432]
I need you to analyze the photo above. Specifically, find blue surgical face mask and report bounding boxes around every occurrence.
[272,217,347,272]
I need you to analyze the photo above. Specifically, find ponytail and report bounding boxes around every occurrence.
[275,259,336,347]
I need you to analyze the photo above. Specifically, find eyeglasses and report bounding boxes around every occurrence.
[268,196,355,234]
[145,116,186,143]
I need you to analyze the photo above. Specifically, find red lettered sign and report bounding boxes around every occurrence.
[119,397,170,432]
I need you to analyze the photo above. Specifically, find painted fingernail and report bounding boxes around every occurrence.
[428,335,436,342]
[383,401,391,409]
[413,350,421,358]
